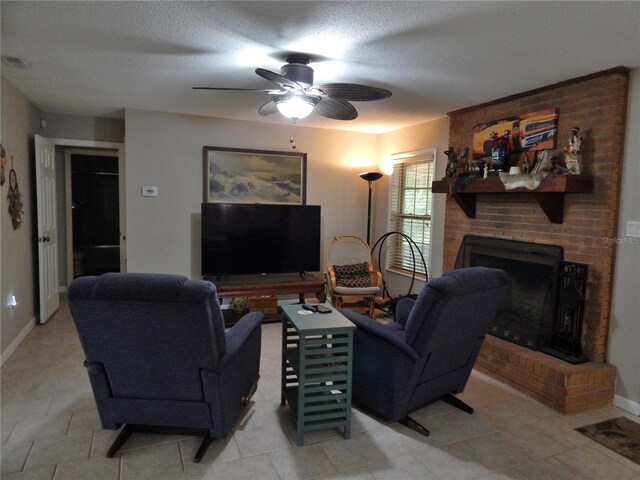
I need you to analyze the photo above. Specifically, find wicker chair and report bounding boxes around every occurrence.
[326,235,382,317]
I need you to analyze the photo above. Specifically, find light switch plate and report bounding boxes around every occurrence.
[142,186,158,197]
[626,220,640,237]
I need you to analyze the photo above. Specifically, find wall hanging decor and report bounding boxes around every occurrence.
[0,144,7,186]
[473,108,559,156]
[203,146,307,204]
[7,157,24,230]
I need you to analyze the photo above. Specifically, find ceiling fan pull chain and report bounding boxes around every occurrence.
[290,121,297,149]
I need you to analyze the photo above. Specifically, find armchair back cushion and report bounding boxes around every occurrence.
[69,273,222,402]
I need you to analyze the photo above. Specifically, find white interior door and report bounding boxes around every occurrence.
[35,134,60,323]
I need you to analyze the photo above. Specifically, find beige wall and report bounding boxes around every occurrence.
[609,68,640,413]
[124,108,381,278]
[377,117,449,297]
[39,112,124,143]
[1,78,39,356]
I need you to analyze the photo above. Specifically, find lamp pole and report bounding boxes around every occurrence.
[359,172,383,245]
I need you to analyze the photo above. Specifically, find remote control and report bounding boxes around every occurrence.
[302,304,317,312]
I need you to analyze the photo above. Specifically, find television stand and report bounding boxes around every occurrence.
[209,272,327,304]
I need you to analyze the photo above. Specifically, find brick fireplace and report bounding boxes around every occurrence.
[441,68,629,413]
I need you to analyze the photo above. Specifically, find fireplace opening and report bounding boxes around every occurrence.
[456,235,563,350]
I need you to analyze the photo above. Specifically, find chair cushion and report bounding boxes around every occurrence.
[333,285,381,295]
[333,262,371,288]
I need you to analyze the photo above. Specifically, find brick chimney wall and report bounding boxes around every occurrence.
[444,68,630,363]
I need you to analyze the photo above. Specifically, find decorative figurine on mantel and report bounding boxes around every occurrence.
[445,147,458,178]
[531,149,553,174]
[458,146,470,176]
[564,127,583,174]
[522,152,531,174]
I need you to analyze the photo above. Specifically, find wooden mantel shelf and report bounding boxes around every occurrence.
[432,174,593,224]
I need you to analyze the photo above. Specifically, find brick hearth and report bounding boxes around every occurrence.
[443,68,629,413]
[476,336,616,414]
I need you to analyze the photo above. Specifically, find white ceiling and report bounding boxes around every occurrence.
[2,1,639,134]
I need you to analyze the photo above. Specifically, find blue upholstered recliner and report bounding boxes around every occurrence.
[68,273,262,462]
[340,267,509,435]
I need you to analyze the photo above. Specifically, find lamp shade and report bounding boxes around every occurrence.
[276,96,316,119]
[359,172,384,182]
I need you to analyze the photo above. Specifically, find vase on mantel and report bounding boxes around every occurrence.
[491,142,509,172]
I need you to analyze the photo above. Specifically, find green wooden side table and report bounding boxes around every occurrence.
[280,303,356,446]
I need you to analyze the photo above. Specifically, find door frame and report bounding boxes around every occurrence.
[48,138,126,284]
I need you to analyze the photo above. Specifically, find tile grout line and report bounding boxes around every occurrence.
[178,439,186,472]
[66,411,75,435]
[3,422,18,445]
[89,429,97,459]
[20,440,36,472]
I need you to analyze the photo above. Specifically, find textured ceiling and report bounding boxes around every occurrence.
[2,1,639,133]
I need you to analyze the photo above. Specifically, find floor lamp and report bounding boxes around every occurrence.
[359,172,383,245]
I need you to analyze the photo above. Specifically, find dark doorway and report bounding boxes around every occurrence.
[70,153,120,277]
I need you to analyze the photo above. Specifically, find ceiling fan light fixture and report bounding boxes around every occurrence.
[276,95,316,119]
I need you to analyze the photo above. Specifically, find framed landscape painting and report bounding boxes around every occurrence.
[203,146,307,204]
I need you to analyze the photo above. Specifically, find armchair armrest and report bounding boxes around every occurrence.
[219,311,263,371]
[84,360,113,399]
[326,265,338,290]
[369,270,382,289]
[339,309,419,361]
[395,297,415,327]
[202,311,262,437]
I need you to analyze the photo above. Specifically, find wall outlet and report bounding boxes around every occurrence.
[142,186,158,197]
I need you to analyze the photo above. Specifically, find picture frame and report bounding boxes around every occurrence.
[203,146,307,204]
[472,108,559,156]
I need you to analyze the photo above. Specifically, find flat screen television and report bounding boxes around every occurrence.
[201,203,321,277]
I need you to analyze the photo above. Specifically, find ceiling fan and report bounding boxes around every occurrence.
[193,54,392,121]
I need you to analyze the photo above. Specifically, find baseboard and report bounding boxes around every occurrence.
[1,316,37,367]
[613,394,640,416]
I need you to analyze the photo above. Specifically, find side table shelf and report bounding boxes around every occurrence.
[280,304,355,446]
[432,174,593,224]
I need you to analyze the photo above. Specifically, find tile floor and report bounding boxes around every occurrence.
[2,302,640,480]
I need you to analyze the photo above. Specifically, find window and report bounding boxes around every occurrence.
[387,149,436,278]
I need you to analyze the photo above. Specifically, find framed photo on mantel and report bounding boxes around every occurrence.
[203,146,307,205]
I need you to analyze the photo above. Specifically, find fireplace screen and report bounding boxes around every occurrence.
[455,235,563,350]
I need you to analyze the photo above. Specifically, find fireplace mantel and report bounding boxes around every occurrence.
[432,174,593,223]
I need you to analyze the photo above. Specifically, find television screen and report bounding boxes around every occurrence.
[201,203,321,277]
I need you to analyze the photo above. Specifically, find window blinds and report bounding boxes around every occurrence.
[387,150,435,277]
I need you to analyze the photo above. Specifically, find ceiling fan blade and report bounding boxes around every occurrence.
[314,98,358,121]
[258,100,279,116]
[192,87,283,93]
[314,83,392,101]
[255,68,302,89]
